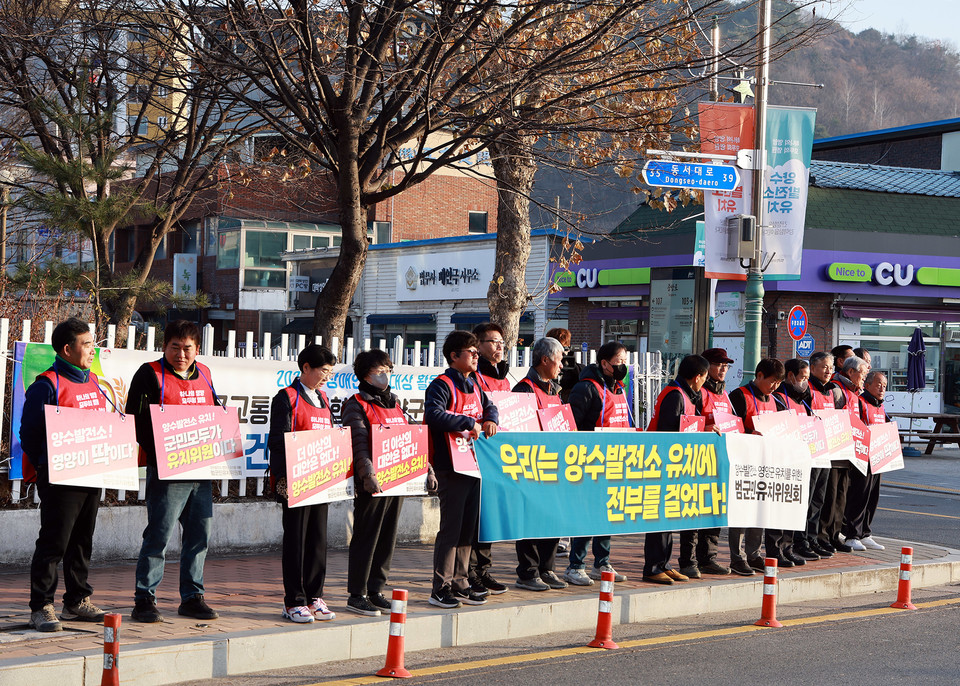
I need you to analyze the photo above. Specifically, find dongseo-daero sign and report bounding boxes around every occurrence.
[827,262,960,288]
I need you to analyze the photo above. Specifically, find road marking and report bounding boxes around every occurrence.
[310,597,960,685]
[884,480,960,495]
[878,506,960,520]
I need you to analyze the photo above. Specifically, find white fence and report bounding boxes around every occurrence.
[1,318,670,505]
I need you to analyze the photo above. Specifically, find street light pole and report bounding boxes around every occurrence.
[741,0,771,383]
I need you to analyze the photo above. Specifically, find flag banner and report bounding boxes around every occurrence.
[486,392,541,432]
[44,407,139,489]
[868,423,904,475]
[474,431,808,541]
[150,405,244,480]
[284,427,354,506]
[370,425,430,496]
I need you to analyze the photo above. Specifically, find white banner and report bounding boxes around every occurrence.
[725,433,810,530]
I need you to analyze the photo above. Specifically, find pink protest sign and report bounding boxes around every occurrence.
[487,392,541,432]
[751,409,801,441]
[371,425,429,497]
[812,409,856,466]
[848,415,871,475]
[709,411,744,434]
[150,404,244,480]
[448,431,480,478]
[679,415,706,433]
[537,404,576,432]
[44,406,139,489]
[284,427,354,507]
[797,415,831,468]
[868,422,904,475]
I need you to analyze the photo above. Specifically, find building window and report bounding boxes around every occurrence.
[156,116,168,131]
[244,230,286,268]
[243,269,286,288]
[128,116,148,136]
[373,221,391,244]
[217,231,240,269]
[155,234,167,260]
[293,234,330,250]
[468,211,488,233]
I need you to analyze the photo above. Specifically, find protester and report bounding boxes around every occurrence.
[808,351,841,558]
[511,337,567,591]
[466,323,510,596]
[644,354,710,585]
[831,345,854,378]
[852,348,872,371]
[728,358,785,573]
[267,344,338,623]
[128,320,221,623]
[424,330,499,608]
[22,318,108,632]
[842,370,888,552]
[682,348,737,577]
[564,341,631,586]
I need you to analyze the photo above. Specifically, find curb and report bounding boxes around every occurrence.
[3,546,959,685]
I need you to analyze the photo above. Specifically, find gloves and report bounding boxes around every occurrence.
[275,477,288,501]
[362,474,382,494]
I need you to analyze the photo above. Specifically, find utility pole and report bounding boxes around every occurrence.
[741,0,770,384]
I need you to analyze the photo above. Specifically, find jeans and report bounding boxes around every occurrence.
[135,469,213,602]
[567,536,611,570]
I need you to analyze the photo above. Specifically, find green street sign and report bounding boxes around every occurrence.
[826,262,872,282]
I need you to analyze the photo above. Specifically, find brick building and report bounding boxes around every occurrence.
[812,117,960,171]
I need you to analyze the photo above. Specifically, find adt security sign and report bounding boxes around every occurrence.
[788,305,807,341]
[795,333,815,358]
[641,160,740,192]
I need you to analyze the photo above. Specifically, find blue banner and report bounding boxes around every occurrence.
[475,431,730,542]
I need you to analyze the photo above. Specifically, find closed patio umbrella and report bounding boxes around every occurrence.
[904,327,926,456]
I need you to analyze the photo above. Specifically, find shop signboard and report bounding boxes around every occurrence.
[396,248,495,302]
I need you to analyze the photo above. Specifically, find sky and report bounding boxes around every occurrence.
[818,0,960,47]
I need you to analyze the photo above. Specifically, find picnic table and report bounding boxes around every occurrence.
[889,412,960,454]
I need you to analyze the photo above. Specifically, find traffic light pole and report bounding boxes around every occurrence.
[741,0,771,384]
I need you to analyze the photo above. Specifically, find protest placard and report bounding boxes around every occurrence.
[45,406,139,489]
[150,404,244,479]
[371,425,429,496]
[486,392,541,432]
[284,427,354,506]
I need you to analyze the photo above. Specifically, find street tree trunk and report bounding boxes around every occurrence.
[487,136,537,349]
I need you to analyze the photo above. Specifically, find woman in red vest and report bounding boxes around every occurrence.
[341,349,437,616]
[268,344,337,624]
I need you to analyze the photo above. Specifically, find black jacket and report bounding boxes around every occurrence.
[729,382,771,424]
[21,357,96,469]
[702,376,726,396]
[776,382,813,415]
[424,368,498,471]
[558,352,583,403]
[267,380,333,479]
[568,363,626,431]
[512,368,561,397]
[477,356,510,384]
[860,390,888,423]
[810,376,845,409]
[650,378,702,432]
[341,384,401,484]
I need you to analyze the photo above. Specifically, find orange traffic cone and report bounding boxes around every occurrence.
[890,546,917,610]
[754,557,783,628]
[376,589,412,678]
[101,613,121,686]
[587,570,619,649]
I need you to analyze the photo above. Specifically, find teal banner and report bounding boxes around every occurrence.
[475,431,730,542]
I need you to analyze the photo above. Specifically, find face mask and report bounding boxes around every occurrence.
[368,372,389,390]
[609,363,628,381]
[795,380,809,393]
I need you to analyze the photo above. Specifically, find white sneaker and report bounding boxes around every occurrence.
[860,536,885,550]
[563,567,594,586]
[847,538,867,552]
[588,564,627,582]
[309,597,336,621]
[282,605,315,623]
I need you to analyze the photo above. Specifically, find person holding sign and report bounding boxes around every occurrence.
[341,349,437,616]
[728,358,784,573]
[267,344,338,623]
[842,370,888,552]
[129,320,222,624]
[467,323,511,596]
[808,351,841,559]
[424,330,499,609]
[644,355,710,585]
[511,336,567,591]
[563,341,631,587]
[22,318,108,632]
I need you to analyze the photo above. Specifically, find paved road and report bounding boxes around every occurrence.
[876,453,960,548]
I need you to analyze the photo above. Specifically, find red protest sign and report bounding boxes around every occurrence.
[537,404,576,432]
[796,415,830,467]
[751,409,801,441]
[708,411,744,434]
[44,406,139,489]
[448,431,480,478]
[679,415,706,433]
[150,404,244,480]
[284,427,354,507]
[487,392,541,432]
[371,425,429,496]
[812,409,856,465]
[868,422,904,475]
[848,415,871,475]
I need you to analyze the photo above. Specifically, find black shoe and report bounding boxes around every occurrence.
[748,557,766,572]
[346,595,381,617]
[178,594,219,620]
[811,542,834,558]
[452,588,488,605]
[478,572,507,595]
[785,552,806,566]
[730,560,756,576]
[368,593,393,612]
[793,545,820,561]
[467,577,491,598]
[699,560,731,575]
[834,541,853,553]
[773,555,795,568]
[131,598,163,623]
[429,586,461,609]
[817,540,837,554]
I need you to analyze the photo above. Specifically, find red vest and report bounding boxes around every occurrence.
[519,378,563,410]
[587,378,630,428]
[283,384,334,430]
[837,383,862,421]
[740,385,777,433]
[774,391,805,414]
[647,382,695,431]
[810,386,836,410]
[150,360,216,407]
[38,369,107,412]
[862,400,887,426]
[702,387,733,416]
[437,374,484,420]
[353,394,407,426]
[475,371,511,393]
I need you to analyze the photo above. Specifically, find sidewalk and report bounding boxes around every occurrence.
[2,534,959,685]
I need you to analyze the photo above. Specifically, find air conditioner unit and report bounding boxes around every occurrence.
[949,329,960,342]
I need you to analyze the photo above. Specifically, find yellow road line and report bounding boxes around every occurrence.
[878,506,960,520]
[884,481,960,495]
[310,596,960,685]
